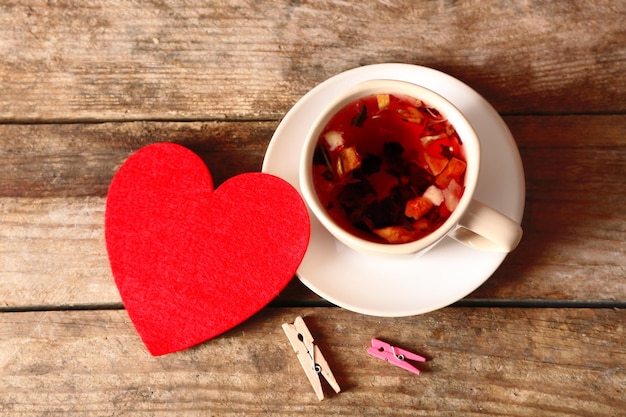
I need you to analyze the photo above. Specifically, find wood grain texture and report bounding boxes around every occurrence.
[3,116,625,198]
[0,121,275,197]
[0,307,624,416]
[1,116,624,308]
[1,1,624,414]
[1,0,624,122]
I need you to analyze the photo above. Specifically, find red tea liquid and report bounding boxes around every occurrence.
[312,93,467,244]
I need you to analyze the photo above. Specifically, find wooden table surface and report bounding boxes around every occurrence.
[1,1,624,415]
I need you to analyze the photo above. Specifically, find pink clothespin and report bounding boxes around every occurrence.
[367,338,426,375]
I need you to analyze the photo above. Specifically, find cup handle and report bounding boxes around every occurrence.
[450,200,523,252]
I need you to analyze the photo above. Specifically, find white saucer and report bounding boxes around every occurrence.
[262,64,525,317]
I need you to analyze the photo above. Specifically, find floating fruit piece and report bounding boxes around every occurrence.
[423,185,444,206]
[373,226,420,244]
[324,130,344,151]
[399,106,424,124]
[443,179,462,211]
[405,196,434,220]
[424,152,449,175]
[435,157,466,188]
[335,146,362,179]
[377,94,390,110]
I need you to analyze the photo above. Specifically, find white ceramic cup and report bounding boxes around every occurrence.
[299,79,523,256]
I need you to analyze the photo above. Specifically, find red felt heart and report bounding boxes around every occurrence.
[105,143,309,356]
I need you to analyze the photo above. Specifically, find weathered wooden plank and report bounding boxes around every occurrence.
[0,121,276,197]
[0,307,623,416]
[0,195,307,309]
[0,197,117,308]
[1,0,624,122]
[0,116,624,308]
[0,195,320,309]
[0,115,624,197]
[1,192,624,308]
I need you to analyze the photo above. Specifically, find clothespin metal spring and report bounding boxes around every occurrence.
[297,332,322,374]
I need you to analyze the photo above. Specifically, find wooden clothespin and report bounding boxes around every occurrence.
[367,338,426,375]
[282,316,341,401]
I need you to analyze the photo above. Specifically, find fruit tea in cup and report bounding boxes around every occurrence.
[311,92,467,244]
